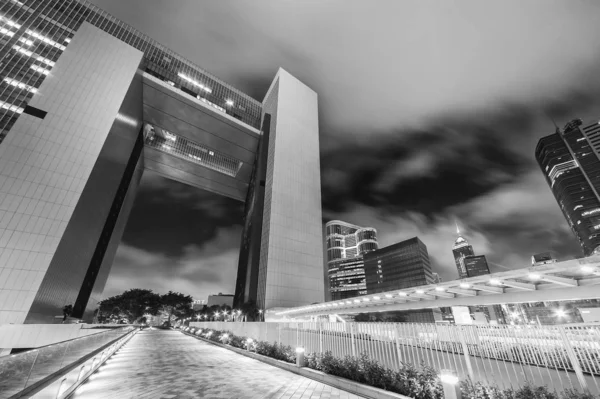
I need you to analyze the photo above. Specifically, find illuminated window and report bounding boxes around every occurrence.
[3,78,37,93]
[574,205,583,211]
[30,65,50,75]
[26,30,67,50]
[0,100,24,114]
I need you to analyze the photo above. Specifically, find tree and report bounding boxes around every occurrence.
[354,313,370,322]
[62,305,73,323]
[160,291,193,326]
[98,289,161,324]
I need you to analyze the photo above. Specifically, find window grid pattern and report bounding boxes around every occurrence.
[0,0,262,144]
[144,125,241,178]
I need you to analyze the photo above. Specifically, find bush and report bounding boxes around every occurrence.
[187,329,597,399]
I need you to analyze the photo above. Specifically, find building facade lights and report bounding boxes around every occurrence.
[30,65,50,75]
[3,78,37,93]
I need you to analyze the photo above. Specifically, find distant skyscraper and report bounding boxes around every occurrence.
[452,223,475,279]
[432,272,442,284]
[532,252,557,266]
[364,237,434,293]
[536,118,600,256]
[463,255,490,277]
[325,221,378,300]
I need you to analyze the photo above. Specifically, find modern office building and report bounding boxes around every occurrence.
[207,293,234,308]
[0,0,324,328]
[325,221,378,300]
[364,237,434,293]
[536,118,600,256]
[452,225,475,279]
[532,252,557,266]
[361,237,435,323]
[463,254,490,277]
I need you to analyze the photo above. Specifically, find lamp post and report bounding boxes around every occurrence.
[258,309,263,322]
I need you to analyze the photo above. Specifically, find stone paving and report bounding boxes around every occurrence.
[71,329,364,399]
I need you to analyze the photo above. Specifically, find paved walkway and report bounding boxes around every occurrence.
[71,329,364,399]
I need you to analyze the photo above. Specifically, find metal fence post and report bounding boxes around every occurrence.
[350,323,357,357]
[559,326,589,393]
[458,325,475,382]
[319,322,323,353]
[394,323,402,370]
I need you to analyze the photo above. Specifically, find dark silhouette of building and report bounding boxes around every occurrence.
[364,237,433,293]
[536,118,600,256]
[463,255,490,277]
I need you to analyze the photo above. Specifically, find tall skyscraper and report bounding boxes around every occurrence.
[452,224,475,279]
[364,237,434,293]
[536,118,600,256]
[325,221,378,300]
[0,0,324,328]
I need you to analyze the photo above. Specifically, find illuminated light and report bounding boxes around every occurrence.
[296,347,305,353]
[3,78,37,93]
[373,296,380,300]
[581,265,595,274]
[209,151,214,156]
[225,99,234,106]
[0,100,24,114]
[177,72,208,91]
[25,30,66,50]
[555,309,566,318]
[345,301,351,304]
[221,334,229,339]
[246,338,253,343]
[435,287,445,292]
[528,273,540,280]
[0,27,15,37]
[203,87,212,93]
[333,303,339,306]
[64,38,71,43]
[460,283,470,289]
[582,310,590,314]
[17,37,33,46]
[30,65,50,75]
[163,131,176,141]
[362,298,370,302]
[115,113,138,128]
[385,294,393,298]
[13,45,32,56]
[397,292,407,296]
[416,290,424,294]
[353,299,360,303]
[161,144,171,150]
[510,312,519,318]
[440,372,459,385]
[0,16,22,29]
[489,279,501,285]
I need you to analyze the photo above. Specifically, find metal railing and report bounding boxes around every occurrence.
[0,326,135,399]
[191,321,600,396]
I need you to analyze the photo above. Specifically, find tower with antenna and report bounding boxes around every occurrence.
[452,221,474,279]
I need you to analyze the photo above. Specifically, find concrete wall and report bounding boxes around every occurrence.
[258,69,325,309]
[0,23,143,325]
[0,324,111,349]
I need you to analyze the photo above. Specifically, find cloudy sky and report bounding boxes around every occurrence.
[91,0,600,300]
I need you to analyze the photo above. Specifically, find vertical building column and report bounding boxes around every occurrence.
[257,69,324,309]
[0,23,143,325]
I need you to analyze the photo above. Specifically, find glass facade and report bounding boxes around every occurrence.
[325,220,378,300]
[536,119,600,256]
[363,237,434,294]
[463,254,490,277]
[143,123,242,178]
[0,0,262,146]
[452,236,474,279]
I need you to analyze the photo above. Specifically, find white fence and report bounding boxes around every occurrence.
[190,321,600,395]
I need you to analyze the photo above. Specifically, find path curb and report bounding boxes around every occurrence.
[181,330,411,399]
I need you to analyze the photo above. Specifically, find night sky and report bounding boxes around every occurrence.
[90,0,600,301]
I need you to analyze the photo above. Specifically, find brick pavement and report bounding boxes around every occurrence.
[70,329,365,399]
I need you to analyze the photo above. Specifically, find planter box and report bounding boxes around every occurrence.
[182,331,411,399]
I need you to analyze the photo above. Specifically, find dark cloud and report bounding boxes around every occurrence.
[91,0,600,298]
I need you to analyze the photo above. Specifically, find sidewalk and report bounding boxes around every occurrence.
[71,329,364,399]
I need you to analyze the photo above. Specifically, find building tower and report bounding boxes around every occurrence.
[325,220,378,300]
[452,223,475,279]
[364,237,434,293]
[536,118,600,256]
[0,0,324,330]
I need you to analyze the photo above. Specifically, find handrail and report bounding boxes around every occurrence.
[0,327,136,399]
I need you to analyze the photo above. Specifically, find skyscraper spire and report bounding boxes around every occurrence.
[455,220,460,235]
